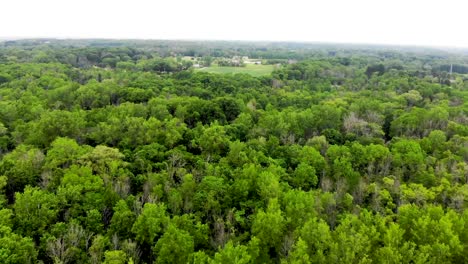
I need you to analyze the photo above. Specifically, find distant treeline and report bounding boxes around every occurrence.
[439,64,468,74]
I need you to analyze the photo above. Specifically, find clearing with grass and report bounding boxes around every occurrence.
[196,63,276,76]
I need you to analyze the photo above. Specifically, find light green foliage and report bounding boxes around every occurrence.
[327,145,360,188]
[85,209,104,234]
[257,170,282,201]
[286,238,310,264]
[197,64,275,77]
[45,137,90,170]
[79,145,126,176]
[398,205,464,262]
[109,200,136,239]
[44,137,91,188]
[0,176,7,206]
[298,146,326,175]
[195,123,230,158]
[103,250,127,264]
[131,203,169,245]
[297,217,333,263]
[252,198,285,257]
[226,141,250,167]
[89,235,110,264]
[26,110,87,147]
[154,224,194,264]
[79,145,130,197]
[376,223,415,264]
[212,241,252,264]
[0,209,13,228]
[402,90,422,107]
[282,190,316,229]
[0,145,44,194]
[14,186,59,237]
[420,130,447,156]
[0,225,38,264]
[293,163,318,189]
[57,165,105,217]
[171,214,209,249]
[330,212,378,264]
[391,139,426,181]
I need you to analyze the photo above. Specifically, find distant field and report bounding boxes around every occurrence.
[196,64,275,77]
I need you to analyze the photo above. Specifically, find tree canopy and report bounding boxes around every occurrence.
[0,39,467,263]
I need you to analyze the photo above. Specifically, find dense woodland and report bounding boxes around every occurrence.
[0,39,468,263]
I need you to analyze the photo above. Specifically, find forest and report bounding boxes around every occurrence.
[0,39,467,263]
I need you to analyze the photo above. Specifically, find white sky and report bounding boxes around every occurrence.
[1,0,468,47]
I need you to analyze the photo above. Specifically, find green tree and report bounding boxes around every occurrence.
[132,203,169,245]
[109,200,136,239]
[14,186,59,237]
[297,217,333,263]
[153,224,194,264]
[391,139,425,182]
[0,145,44,197]
[251,198,285,260]
[0,225,38,264]
[89,235,110,264]
[44,137,91,188]
[287,238,310,264]
[103,250,127,264]
[57,165,105,219]
[212,241,251,264]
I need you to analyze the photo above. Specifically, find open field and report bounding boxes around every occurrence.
[196,64,275,77]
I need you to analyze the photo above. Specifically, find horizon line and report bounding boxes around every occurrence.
[1,36,468,51]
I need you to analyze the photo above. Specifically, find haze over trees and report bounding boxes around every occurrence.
[0,39,467,263]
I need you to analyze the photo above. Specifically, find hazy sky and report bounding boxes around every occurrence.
[2,0,468,47]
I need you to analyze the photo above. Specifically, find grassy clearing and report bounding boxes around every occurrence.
[196,64,275,77]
